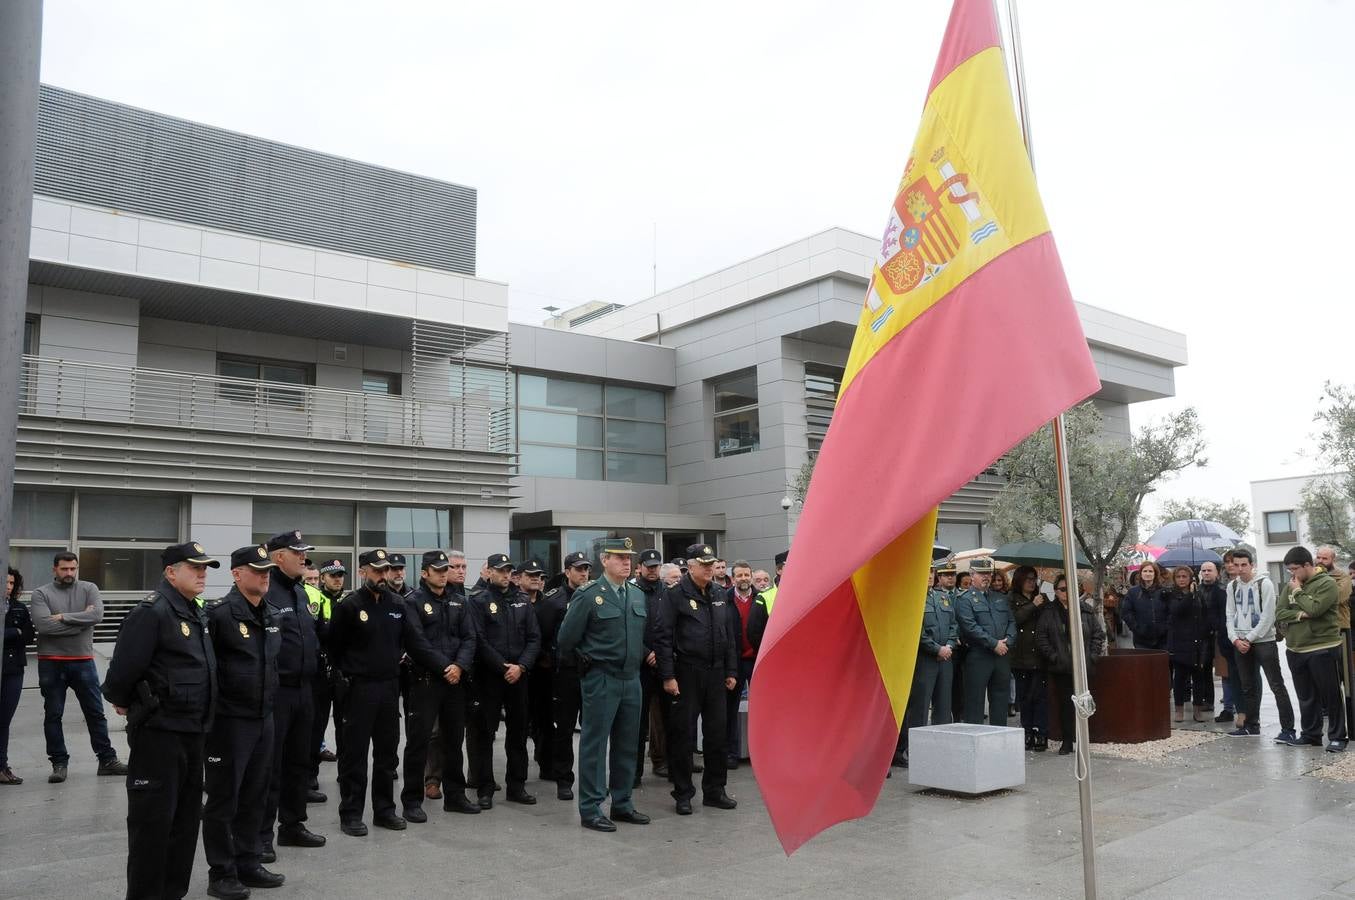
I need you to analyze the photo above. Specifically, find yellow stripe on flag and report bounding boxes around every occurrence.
[844,47,1051,394]
[851,508,940,727]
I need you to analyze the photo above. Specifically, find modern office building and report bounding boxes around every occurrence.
[13,85,1188,637]
[1249,474,1353,583]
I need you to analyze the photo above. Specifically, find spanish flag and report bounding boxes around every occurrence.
[748,0,1101,853]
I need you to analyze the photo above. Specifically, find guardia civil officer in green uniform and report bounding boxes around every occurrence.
[955,557,1017,726]
[556,538,650,832]
[896,559,961,767]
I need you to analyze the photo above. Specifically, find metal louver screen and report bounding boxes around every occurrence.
[35,84,476,275]
[410,320,513,454]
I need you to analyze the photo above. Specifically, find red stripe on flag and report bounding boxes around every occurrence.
[748,579,897,853]
[928,0,1002,94]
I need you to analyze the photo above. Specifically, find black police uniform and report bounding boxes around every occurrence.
[102,544,219,900]
[530,580,566,784]
[401,564,479,815]
[654,567,738,807]
[467,570,541,803]
[545,555,589,793]
[203,572,281,888]
[311,578,345,778]
[631,558,666,782]
[329,566,450,830]
[387,555,416,600]
[259,533,323,852]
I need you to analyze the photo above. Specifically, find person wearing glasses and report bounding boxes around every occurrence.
[1035,573,1106,755]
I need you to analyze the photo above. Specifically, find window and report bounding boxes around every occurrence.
[253,500,354,547]
[79,548,166,592]
[362,371,401,395]
[517,375,666,483]
[217,355,312,406]
[1264,510,1298,544]
[713,369,760,458]
[11,489,71,540]
[937,521,983,553]
[804,364,843,455]
[358,505,450,549]
[75,493,184,592]
[24,316,39,354]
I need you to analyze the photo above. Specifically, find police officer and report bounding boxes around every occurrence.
[259,531,326,861]
[468,554,541,808]
[557,538,649,831]
[329,549,455,835]
[203,546,285,898]
[896,560,961,768]
[423,550,471,801]
[542,551,591,800]
[102,541,219,900]
[518,558,558,783]
[654,544,738,815]
[631,548,665,787]
[401,550,480,820]
[955,558,1017,726]
[387,554,414,599]
[310,558,346,775]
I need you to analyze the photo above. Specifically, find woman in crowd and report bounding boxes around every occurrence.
[1102,586,1122,639]
[1008,566,1049,751]
[1121,561,1169,650]
[990,570,1009,595]
[957,571,973,592]
[1166,565,1214,722]
[2,567,36,785]
[1036,573,1106,755]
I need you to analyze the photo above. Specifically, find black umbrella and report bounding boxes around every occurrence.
[1155,546,1223,569]
[992,539,1092,570]
[932,542,952,562]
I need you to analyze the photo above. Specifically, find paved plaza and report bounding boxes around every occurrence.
[4,651,1355,899]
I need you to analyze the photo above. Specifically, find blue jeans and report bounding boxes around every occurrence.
[38,658,116,765]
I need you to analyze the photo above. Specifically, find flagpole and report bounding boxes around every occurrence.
[999,1,1099,897]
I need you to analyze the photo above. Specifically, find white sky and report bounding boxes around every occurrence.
[37,0,1355,525]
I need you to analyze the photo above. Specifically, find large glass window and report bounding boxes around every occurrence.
[8,546,68,595]
[1264,510,1298,544]
[218,355,312,406]
[79,547,166,592]
[713,369,759,458]
[253,500,354,546]
[78,494,180,542]
[11,489,71,540]
[359,505,451,549]
[517,375,666,483]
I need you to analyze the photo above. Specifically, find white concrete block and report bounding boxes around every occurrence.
[908,724,1025,794]
[416,269,465,299]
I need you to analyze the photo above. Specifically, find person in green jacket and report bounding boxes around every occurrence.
[556,538,649,832]
[1276,546,1346,751]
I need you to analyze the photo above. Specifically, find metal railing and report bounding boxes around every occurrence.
[20,355,512,453]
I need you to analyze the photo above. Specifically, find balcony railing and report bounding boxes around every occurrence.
[20,355,512,454]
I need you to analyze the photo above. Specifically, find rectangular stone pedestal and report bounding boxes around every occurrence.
[907,723,1025,794]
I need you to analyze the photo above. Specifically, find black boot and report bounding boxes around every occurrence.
[1025,729,1034,750]
[1033,731,1048,753]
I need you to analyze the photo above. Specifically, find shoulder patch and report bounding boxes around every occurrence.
[206,598,228,610]
[138,592,160,608]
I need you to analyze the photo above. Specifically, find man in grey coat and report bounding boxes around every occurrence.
[30,551,126,782]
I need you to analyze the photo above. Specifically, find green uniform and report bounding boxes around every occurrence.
[556,575,647,820]
[955,587,1017,726]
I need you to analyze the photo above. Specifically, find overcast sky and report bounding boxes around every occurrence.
[37,0,1355,533]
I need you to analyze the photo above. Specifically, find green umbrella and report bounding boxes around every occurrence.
[992,539,1092,570]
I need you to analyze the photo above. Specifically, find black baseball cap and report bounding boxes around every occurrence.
[162,541,221,568]
[563,551,591,570]
[487,553,514,571]
[518,557,546,575]
[638,549,662,566]
[319,558,346,574]
[358,549,392,569]
[388,553,407,568]
[774,550,790,567]
[231,545,277,571]
[266,530,314,553]
[421,550,450,571]
[685,544,718,564]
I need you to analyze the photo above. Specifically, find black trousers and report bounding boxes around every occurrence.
[401,676,467,808]
[338,677,400,822]
[1236,640,1296,731]
[636,665,664,776]
[1288,645,1347,744]
[470,668,530,795]
[1170,662,1213,707]
[1051,672,1076,749]
[125,727,204,900]
[725,657,755,761]
[528,664,556,776]
[204,715,274,881]
[260,684,312,844]
[551,666,581,786]
[310,667,333,774]
[668,662,729,802]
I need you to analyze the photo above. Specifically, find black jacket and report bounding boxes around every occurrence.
[470,582,541,671]
[1035,599,1106,676]
[2,599,35,676]
[1122,585,1169,650]
[207,588,280,719]
[1166,587,1215,669]
[406,583,477,674]
[1010,591,1048,671]
[102,579,217,733]
[265,571,320,685]
[653,574,738,681]
[1199,581,1230,654]
[532,586,568,668]
[329,584,449,680]
[632,576,664,654]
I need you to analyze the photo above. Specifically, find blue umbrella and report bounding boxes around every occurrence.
[1155,546,1223,569]
[1147,519,1243,553]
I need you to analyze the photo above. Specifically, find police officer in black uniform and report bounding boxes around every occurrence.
[518,558,556,783]
[387,554,415,599]
[654,543,739,816]
[631,548,665,787]
[103,541,220,900]
[542,551,591,800]
[203,546,285,899]
[468,553,541,809]
[401,550,480,820]
[259,531,326,861]
[329,549,455,836]
[310,558,345,779]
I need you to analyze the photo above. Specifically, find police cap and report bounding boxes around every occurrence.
[518,557,546,575]
[685,544,718,564]
[231,545,277,571]
[265,530,315,553]
[358,549,392,569]
[638,549,663,567]
[163,541,221,568]
[486,553,514,571]
[774,550,790,567]
[563,551,591,570]
[319,558,346,574]
[599,538,637,556]
[969,557,995,573]
[421,550,450,571]
[387,553,407,568]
